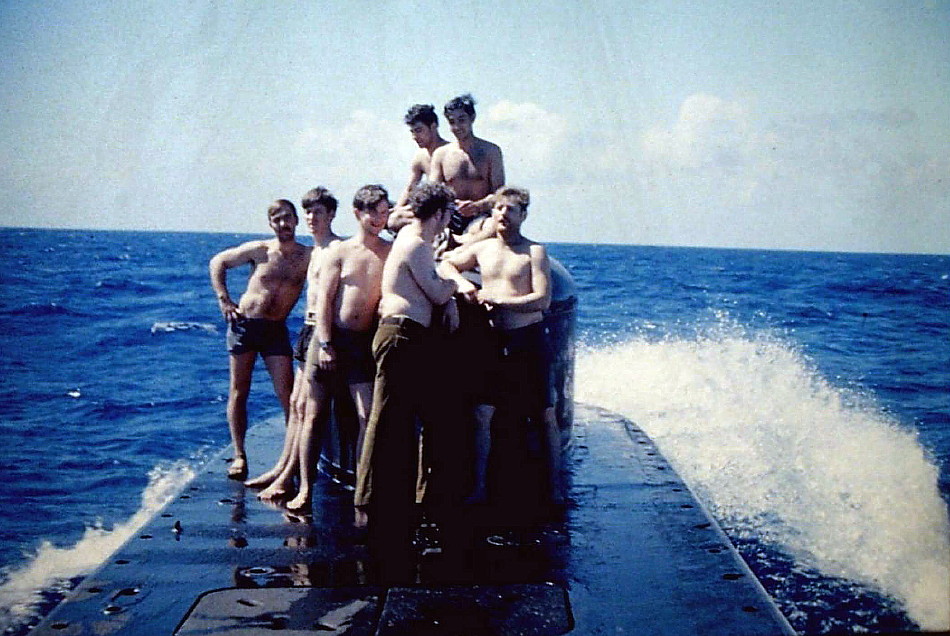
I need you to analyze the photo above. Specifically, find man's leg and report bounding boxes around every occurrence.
[264,354,295,423]
[246,367,306,489]
[349,382,373,470]
[467,403,495,504]
[227,351,256,478]
[286,377,332,511]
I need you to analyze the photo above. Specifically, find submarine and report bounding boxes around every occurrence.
[30,260,795,635]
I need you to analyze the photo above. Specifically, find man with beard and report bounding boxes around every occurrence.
[209,200,311,479]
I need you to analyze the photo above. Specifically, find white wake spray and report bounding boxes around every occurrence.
[0,461,195,631]
[576,328,950,631]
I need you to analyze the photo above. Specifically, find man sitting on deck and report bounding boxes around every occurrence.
[430,93,505,249]
[209,200,311,479]
[387,104,449,233]
[439,186,563,504]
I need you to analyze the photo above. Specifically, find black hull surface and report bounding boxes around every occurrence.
[30,403,793,635]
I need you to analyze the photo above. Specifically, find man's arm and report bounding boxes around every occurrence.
[478,244,551,312]
[309,245,343,372]
[407,241,457,306]
[429,147,446,184]
[208,241,263,321]
[438,244,482,303]
[388,156,426,231]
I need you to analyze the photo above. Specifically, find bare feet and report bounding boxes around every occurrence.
[244,469,278,489]
[258,481,292,501]
[285,491,311,512]
[227,455,247,480]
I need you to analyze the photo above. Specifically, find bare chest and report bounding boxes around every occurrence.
[480,248,533,289]
[442,147,489,182]
[254,249,308,287]
[340,250,385,287]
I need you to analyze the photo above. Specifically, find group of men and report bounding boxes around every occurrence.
[209,94,561,548]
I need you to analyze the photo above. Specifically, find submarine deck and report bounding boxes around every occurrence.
[32,404,794,635]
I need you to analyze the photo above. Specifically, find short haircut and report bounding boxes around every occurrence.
[302,187,338,214]
[495,186,530,211]
[444,93,476,118]
[268,199,297,219]
[409,182,456,221]
[404,104,438,127]
[353,184,390,211]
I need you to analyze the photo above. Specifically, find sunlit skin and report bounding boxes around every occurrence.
[390,122,448,232]
[430,108,504,222]
[282,197,391,512]
[209,204,311,478]
[246,201,341,497]
[439,192,562,503]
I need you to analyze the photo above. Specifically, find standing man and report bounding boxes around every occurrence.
[430,94,505,244]
[388,104,448,232]
[246,187,342,496]
[439,186,562,504]
[354,182,458,557]
[285,184,392,512]
[209,200,311,479]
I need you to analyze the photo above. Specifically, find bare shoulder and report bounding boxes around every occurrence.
[239,240,271,260]
[478,138,503,157]
[430,144,450,162]
[527,240,549,262]
[411,147,430,169]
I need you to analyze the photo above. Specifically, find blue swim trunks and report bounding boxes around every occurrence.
[226,318,293,358]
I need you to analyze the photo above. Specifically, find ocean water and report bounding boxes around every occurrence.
[0,228,947,634]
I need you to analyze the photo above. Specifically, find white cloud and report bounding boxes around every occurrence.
[480,101,571,186]
[634,93,950,252]
[292,109,411,198]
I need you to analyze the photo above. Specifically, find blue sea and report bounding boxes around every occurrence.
[0,228,947,634]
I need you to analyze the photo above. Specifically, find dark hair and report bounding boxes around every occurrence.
[444,93,476,118]
[495,186,530,211]
[404,104,438,127]
[352,184,390,212]
[409,182,456,221]
[268,199,297,219]
[302,187,338,214]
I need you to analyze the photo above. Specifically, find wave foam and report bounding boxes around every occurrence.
[0,461,195,631]
[576,327,950,631]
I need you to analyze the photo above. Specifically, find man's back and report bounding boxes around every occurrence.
[378,229,438,327]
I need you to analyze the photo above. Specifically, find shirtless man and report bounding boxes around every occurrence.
[209,200,311,479]
[439,186,562,504]
[354,182,458,545]
[245,187,341,497]
[387,104,448,233]
[278,184,392,512]
[430,94,505,245]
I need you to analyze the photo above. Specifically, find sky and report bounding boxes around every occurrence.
[1,0,948,253]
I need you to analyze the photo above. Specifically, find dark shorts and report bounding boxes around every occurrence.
[486,322,553,415]
[449,301,498,405]
[314,326,376,385]
[227,318,293,358]
[293,323,315,363]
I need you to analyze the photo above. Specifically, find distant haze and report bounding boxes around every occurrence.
[1,1,948,254]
